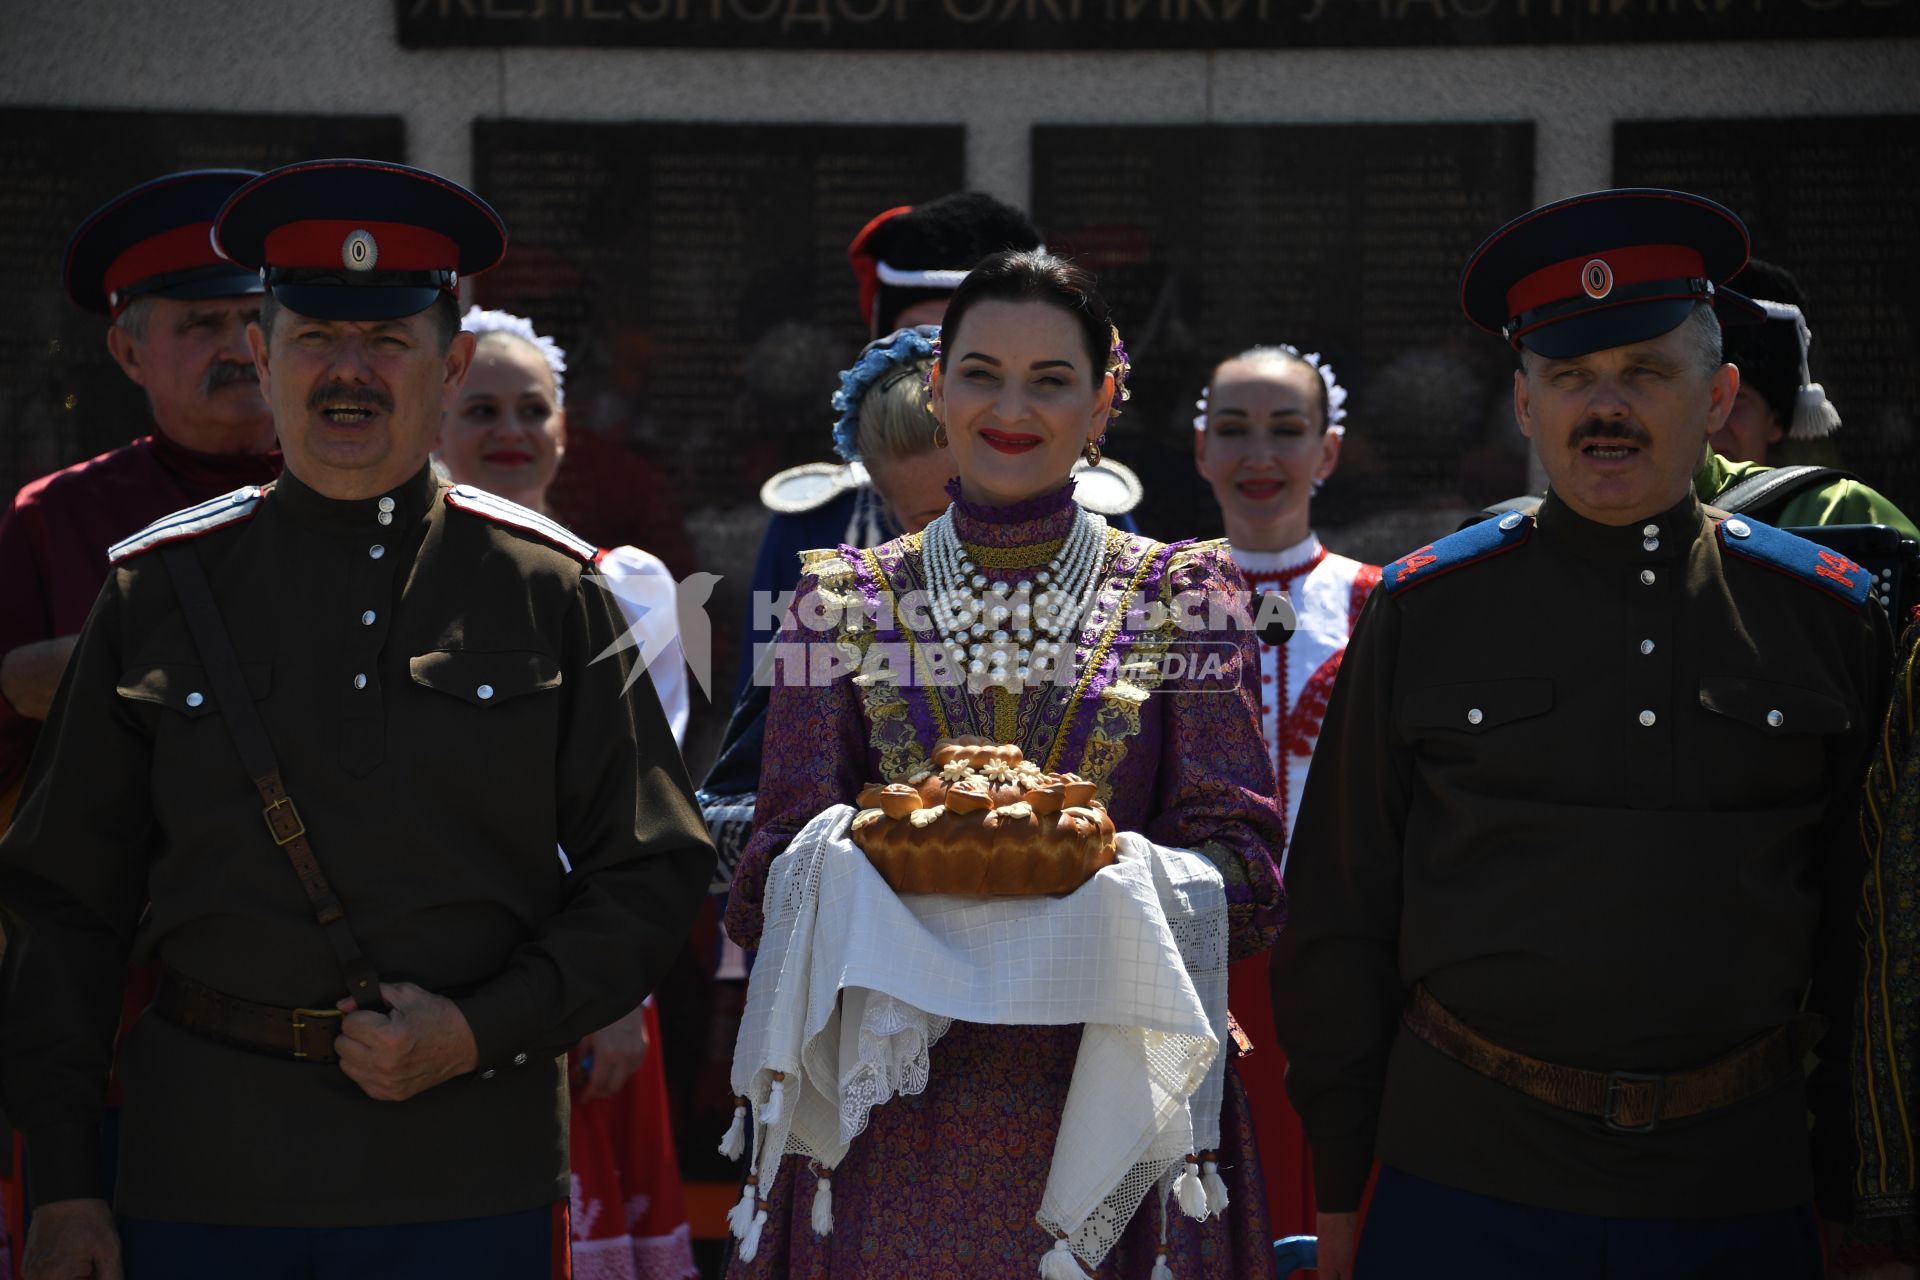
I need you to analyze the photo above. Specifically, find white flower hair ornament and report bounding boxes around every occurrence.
[1192,344,1347,439]
[460,306,569,408]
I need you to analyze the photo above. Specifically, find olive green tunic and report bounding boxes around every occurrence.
[1272,490,1890,1220]
[0,464,713,1226]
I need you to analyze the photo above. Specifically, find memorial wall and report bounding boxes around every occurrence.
[1034,122,1535,560]
[0,108,405,501]
[1616,114,1920,519]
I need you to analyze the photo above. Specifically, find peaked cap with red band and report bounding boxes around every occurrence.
[1460,188,1764,359]
[64,169,263,317]
[215,159,507,322]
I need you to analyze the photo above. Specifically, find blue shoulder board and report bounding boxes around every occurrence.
[1717,516,1873,610]
[1383,511,1532,596]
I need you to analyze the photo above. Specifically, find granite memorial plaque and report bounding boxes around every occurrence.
[1616,115,1920,520]
[471,118,962,740]
[0,108,404,506]
[1032,122,1534,561]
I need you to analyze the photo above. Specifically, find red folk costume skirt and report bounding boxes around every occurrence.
[568,1002,700,1280]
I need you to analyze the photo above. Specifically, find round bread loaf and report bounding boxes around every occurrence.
[852,738,1118,895]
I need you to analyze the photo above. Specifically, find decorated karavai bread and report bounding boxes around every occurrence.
[851,737,1118,895]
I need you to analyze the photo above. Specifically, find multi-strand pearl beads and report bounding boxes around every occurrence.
[923,505,1108,691]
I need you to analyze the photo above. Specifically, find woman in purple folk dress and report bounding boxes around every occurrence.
[723,250,1285,1279]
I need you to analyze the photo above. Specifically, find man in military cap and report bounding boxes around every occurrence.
[0,159,713,1278]
[1272,188,1891,1279]
[1700,257,1918,536]
[0,170,280,824]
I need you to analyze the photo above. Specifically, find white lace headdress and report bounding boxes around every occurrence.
[1192,343,1347,438]
[460,306,569,408]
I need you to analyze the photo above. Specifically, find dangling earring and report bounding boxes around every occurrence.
[1083,434,1104,467]
[933,421,949,449]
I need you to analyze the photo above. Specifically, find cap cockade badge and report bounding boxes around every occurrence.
[1581,258,1614,300]
[342,229,379,273]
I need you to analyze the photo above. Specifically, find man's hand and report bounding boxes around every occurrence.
[22,1197,120,1280]
[335,981,479,1101]
[575,1001,651,1102]
[0,635,80,720]
[1312,1209,1359,1280]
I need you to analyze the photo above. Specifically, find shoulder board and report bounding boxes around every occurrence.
[107,486,265,564]
[761,461,866,515]
[444,485,596,563]
[1383,511,1532,596]
[1717,516,1873,610]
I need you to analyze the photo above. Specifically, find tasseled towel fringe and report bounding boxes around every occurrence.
[717,1097,748,1161]
[761,1070,788,1126]
[811,1165,834,1236]
[1200,1151,1229,1218]
[1039,1237,1086,1278]
[727,1175,759,1240]
[1174,1154,1209,1219]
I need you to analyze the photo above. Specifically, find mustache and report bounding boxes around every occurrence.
[203,361,259,392]
[1570,418,1651,448]
[307,381,393,413]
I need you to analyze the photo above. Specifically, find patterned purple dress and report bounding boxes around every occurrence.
[725,480,1286,1279]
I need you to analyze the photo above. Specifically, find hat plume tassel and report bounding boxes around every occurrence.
[1791,383,1842,440]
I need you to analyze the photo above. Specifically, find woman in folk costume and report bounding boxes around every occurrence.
[439,308,698,1280]
[723,250,1285,1278]
[1191,345,1381,1243]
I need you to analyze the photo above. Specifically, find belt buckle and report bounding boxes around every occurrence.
[1603,1070,1665,1133]
[263,796,305,846]
[291,1006,344,1059]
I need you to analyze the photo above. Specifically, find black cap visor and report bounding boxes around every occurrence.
[1518,297,1696,360]
[270,280,445,322]
[139,265,265,304]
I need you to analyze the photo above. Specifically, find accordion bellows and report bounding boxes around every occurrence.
[851,737,1119,896]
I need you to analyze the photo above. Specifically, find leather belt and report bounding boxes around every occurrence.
[1402,984,1817,1133]
[155,969,345,1064]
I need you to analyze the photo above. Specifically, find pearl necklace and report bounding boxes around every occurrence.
[923,503,1108,692]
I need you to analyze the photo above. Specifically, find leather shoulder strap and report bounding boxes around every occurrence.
[1711,464,1855,523]
[159,543,384,1009]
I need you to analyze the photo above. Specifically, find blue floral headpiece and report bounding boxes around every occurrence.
[831,324,940,462]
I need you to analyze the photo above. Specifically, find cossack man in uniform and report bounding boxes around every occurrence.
[1271,189,1892,1279]
[0,170,281,825]
[0,159,714,1278]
